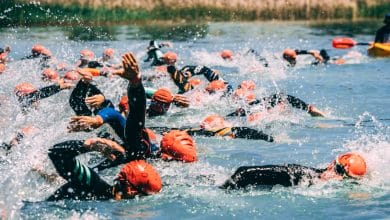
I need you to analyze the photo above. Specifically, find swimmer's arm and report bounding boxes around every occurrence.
[231,127,274,142]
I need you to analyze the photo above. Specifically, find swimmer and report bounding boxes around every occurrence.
[374,13,390,43]
[283,48,345,66]
[144,40,172,66]
[221,152,367,189]
[0,45,11,63]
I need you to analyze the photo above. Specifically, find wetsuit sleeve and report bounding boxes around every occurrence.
[88,61,104,68]
[374,26,390,43]
[295,50,309,55]
[191,66,220,82]
[97,107,126,140]
[47,140,112,200]
[221,164,322,189]
[231,127,274,142]
[266,93,309,111]
[125,82,148,159]
[225,108,247,117]
[167,65,192,94]
[22,84,61,103]
[69,80,113,116]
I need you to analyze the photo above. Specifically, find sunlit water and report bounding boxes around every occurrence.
[0,21,389,219]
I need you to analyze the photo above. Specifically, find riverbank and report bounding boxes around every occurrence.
[1,0,389,27]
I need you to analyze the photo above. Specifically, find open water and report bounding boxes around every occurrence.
[0,20,389,219]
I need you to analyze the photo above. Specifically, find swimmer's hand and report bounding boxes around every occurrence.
[308,105,326,117]
[115,52,141,86]
[68,115,104,132]
[309,50,324,63]
[85,94,105,108]
[57,78,73,90]
[83,138,125,161]
[173,94,190,107]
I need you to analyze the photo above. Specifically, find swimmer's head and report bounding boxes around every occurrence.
[150,88,174,115]
[80,49,94,62]
[103,48,115,60]
[239,80,256,90]
[334,152,367,178]
[162,52,177,65]
[283,49,297,66]
[205,80,227,93]
[201,114,228,130]
[221,49,233,60]
[114,160,162,199]
[41,69,59,82]
[64,71,79,82]
[233,88,256,103]
[160,130,197,162]
[31,44,45,56]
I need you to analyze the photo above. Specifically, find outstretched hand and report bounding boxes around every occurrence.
[85,94,105,108]
[68,115,103,132]
[173,94,190,107]
[83,138,125,161]
[114,53,141,85]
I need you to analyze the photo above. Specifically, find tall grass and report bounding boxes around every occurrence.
[1,0,389,27]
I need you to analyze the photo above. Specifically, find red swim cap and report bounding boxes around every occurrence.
[116,160,162,195]
[80,49,94,60]
[221,49,233,60]
[118,95,129,113]
[233,88,256,103]
[283,49,297,59]
[41,69,59,81]
[14,82,37,96]
[336,152,367,178]
[103,48,115,58]
[64,71,79,81]
[162,52,177,61]
[152,88,173,104]
[0,63,5,73]
[41,48,52,57]
[205,80,226,93]
[160,130,197,162]
[31,44,45,54]
[201,114,226,130]
[240,80,256,90]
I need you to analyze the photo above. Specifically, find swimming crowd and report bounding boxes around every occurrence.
[0,14,389,201]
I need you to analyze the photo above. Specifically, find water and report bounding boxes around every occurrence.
[0,21,389,219]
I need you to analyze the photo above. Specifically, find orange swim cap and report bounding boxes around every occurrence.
[64,71,79,81]
[80,49,95,60]
[201,114,227,130]
[56,62,68,71]
[0,63,5,73]
[205,80,226,93]
[283,49,297,59]
[31,44,45,54]
[233,88,256,103]
[116,160,162,195]
[221,49,233,60]
[41,69,59,81]
[103,48,115,58]
[160,130,197,162]
[240,80,256,90]
[41,48,52,57]
[118,95,129,113]
[247,112,263,123]
[336,152,367,178]
[14,82,37,96]
[152,88,174,104]
[162,52,177,61]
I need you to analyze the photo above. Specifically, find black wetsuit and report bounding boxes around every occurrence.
[167,65,222,94]
[69,80,125,140]
[47,81,151,200]
[226,93,310,117]
[144,42,165,66]
[47,140,114,201]
[295,49,330,65]
[374,24,390,43]
[17,84,62,109]
[221,164,324,189]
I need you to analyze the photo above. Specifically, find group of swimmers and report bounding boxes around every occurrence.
[1,13,389,201]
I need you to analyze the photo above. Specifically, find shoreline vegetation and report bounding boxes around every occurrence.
[0,0,389,27]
